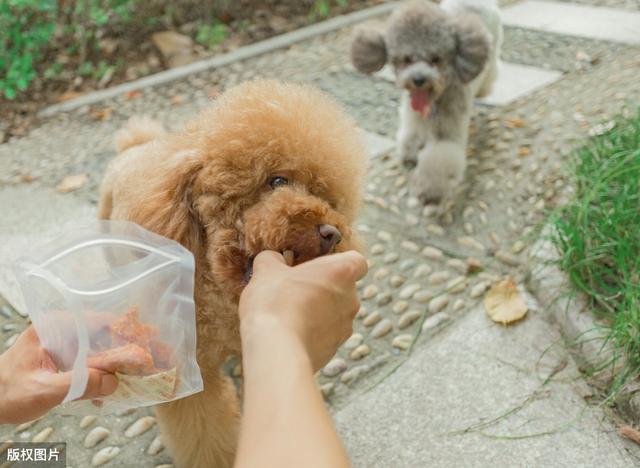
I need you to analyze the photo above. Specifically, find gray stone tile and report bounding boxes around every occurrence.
[502,0,640,44]
[362,130,395,158]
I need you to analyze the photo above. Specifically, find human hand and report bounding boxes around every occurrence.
[0,326,119,424]
[239,250,368,372]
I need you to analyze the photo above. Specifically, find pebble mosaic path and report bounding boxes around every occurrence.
[1,1,640,466]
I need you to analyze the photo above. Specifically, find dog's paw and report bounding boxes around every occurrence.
[398,145,418,169]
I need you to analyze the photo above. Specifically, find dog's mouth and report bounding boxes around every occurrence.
[410,89,432,117]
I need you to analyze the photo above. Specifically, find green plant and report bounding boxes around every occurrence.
[0,0,57,99]
[309,0,348,21]
[196,20,228,49]
[549,108,640,395]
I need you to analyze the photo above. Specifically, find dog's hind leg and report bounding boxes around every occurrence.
[155,370,240,468]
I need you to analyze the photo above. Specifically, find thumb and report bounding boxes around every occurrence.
[251,250,286,274]
[46,369,118,404]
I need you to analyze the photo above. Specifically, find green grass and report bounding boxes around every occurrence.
[549,108,640,396]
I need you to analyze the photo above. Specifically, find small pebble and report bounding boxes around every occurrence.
[422,246,444,260]
[376,292,392,306]
[322,358,347,377]
[377,231,392,242]
[464,222,474,235]
[84,427,110,448]
[401,240,419,252]
[426,224,445,236]
[92,447,120,467]
[341,366,365,384]
[452,299,465,311]
[428,295,450,314]
[392,334,414,350]
[392,301,409,314]
[399,284,421,300]
[423,205,438,217]
[384,252,399,264]
[512,241,526,254]
[389,275,406,288]
[350,344,371,360]
[32,427,53,443]
[370,244,385,255]
[2,323,19,333]
[125,416,155,438]
[422,312,450,332]
[0,305,12,319]
[399,259,417,271]
[447,276,467,294]
[413,264,432,277]
[373,267,390,281]
[343,333,363,350]
[155,465,173,468]
[370,319,393,338]
[470,282,489,298]
[413,290,434,304]
[362,284,379,300]
[356,307,368,319]
[466,257,482,273]
[4,334,18,348]
[363,311,382,327]
[320,382,334,398]
[429,271,450,285]
[398,310,421,329]
[446,259,467,273]
[457,236,486,253]
[15,420,39,432]
[495,250,521,266]
[147,436,164,455]
[80,416,97,429]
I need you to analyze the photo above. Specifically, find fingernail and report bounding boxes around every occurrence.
[100,374,119,395]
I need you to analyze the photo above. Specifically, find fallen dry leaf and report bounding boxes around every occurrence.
[505,117,526,128]
[170,94,185,105]
[125,90,142,100]
[57,91,83,102]
[56,174,87,193]
[484,278,528,325]
[619,425,640,445]
[518,146,531,157]
[91,107,113,121]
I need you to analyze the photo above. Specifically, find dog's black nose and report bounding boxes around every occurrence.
[412,76,427,87]
[318,224,342,254]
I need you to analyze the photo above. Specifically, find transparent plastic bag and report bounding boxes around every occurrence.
[14,220,203,414]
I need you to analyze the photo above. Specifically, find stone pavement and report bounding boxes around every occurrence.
[1,0,640,466]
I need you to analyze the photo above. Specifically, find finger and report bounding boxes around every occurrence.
[251,250,287,275]
[327,250,368,282]
[81,369,119,399]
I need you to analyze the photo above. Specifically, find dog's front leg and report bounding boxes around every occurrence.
[396,93,426,168]
[155,369,240,468]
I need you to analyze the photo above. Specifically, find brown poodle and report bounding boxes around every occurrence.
[98,80,366,467]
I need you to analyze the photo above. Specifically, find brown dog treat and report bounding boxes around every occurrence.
[282,249,295,267]
[88,343,156,375]
[111,306,159,348]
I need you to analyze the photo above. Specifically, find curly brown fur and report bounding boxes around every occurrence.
[98,80,366,467]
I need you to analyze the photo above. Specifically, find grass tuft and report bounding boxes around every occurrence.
[549,108,640,395]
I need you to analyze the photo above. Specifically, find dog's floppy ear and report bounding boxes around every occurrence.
[452,14,490,83]
[351,27,388,74]
[128,149,204,253]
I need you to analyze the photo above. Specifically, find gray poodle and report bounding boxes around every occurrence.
[351,0,502,206]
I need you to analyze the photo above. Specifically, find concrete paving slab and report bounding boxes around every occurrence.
[334,304,639,467]
[375,61,563,106]
[479,61,563,106]
[0,186,95,313]
[502,1,640,45]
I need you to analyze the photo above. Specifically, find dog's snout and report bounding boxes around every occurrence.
[318,224,342,254]
[412,76,427,87]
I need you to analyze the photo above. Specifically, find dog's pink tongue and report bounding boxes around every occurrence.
[410,90,431,117]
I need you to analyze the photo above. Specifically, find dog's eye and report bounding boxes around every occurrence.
[403,55,413,65]
[269,176,289,189]
[431,56,441,65]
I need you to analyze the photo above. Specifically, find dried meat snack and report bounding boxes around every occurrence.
[110,306,159,348]
[88,343,156,375]
[150,339,174,369]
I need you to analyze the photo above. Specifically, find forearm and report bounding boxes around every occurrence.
[236,317,350,468]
